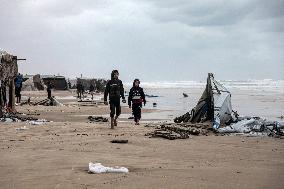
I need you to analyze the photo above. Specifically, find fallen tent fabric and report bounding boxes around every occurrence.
[88,162,129,174]
[174,73,235,130]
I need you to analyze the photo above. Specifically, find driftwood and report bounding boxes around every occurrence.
[146,122,212,140]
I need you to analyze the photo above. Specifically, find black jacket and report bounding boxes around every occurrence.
[104,79,125,101]
[47,83,53,91]
[89,84,95,92]
[128,86,146,106]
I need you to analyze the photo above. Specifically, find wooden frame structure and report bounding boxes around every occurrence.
[0,50,18,115]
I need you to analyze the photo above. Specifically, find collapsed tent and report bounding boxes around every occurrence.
[42,75,68,90]
[174,73,234,129]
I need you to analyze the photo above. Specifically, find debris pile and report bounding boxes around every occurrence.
[32,97,63,106]
[0,112,47,123]
[172,73,284,139]
[88,116,108,123]
[146,122,212,140]
[174,73,234,130]
[217,117,284,138]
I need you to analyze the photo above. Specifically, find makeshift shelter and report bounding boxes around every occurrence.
[174,73,233,129]
[77,78,95,90]
[0,49,18,114]
[22,74,45,91]
[32,74,45,90]
[42,75,68,90]
[76,78,107,92]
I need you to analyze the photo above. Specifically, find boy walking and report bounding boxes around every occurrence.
[104,70,126,129]
[128,79,146,125]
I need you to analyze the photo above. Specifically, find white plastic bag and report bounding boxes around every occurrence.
[88,162,129,174]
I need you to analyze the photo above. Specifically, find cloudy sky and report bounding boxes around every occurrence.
[0,0,283,82]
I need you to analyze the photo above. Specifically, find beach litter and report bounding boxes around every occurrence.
[0,112,50,125]
[28,119,48,125]
[15,126,29,131]
[110,139,128,143]
[88,162,129,174]
[1,113,40,122]
[88,116,108,123]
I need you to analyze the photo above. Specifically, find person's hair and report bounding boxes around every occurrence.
[111,70,119,79]
[133,78,140,87]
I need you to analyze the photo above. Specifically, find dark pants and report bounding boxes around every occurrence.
[109,99,121,118]
[15,87,21,103]
[47,89,51,99]
[15,87,21,97]
[132,103,142,122]
[78,91,83,99]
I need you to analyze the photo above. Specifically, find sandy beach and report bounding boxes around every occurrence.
[2,1,283,188]
[0,89,283,189]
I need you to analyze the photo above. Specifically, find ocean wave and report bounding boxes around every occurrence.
[125,80,284,89]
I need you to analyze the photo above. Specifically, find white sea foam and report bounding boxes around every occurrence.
[125,79,284,91]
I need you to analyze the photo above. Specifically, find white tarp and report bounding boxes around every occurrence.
[218,119,256,133]
[210,77,233,130]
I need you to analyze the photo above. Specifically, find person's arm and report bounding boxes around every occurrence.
[141,88,146,105]
[104,82,110,102]
[120,81,125,100]
[128,88,133,107]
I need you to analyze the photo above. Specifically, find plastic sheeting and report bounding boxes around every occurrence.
[211,78,233,130]
[217,117,284,137]
[88,162,129,174]
[218,119,256,133]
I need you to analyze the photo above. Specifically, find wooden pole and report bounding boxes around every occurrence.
[0,81,2,117]
[8,79,15,111]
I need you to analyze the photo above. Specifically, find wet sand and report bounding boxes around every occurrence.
[0,90,283,189]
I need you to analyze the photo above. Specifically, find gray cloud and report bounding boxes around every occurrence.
[0,0,283,81]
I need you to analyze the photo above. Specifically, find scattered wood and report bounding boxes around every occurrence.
[146,122,212,140]
[88,116,108,122]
